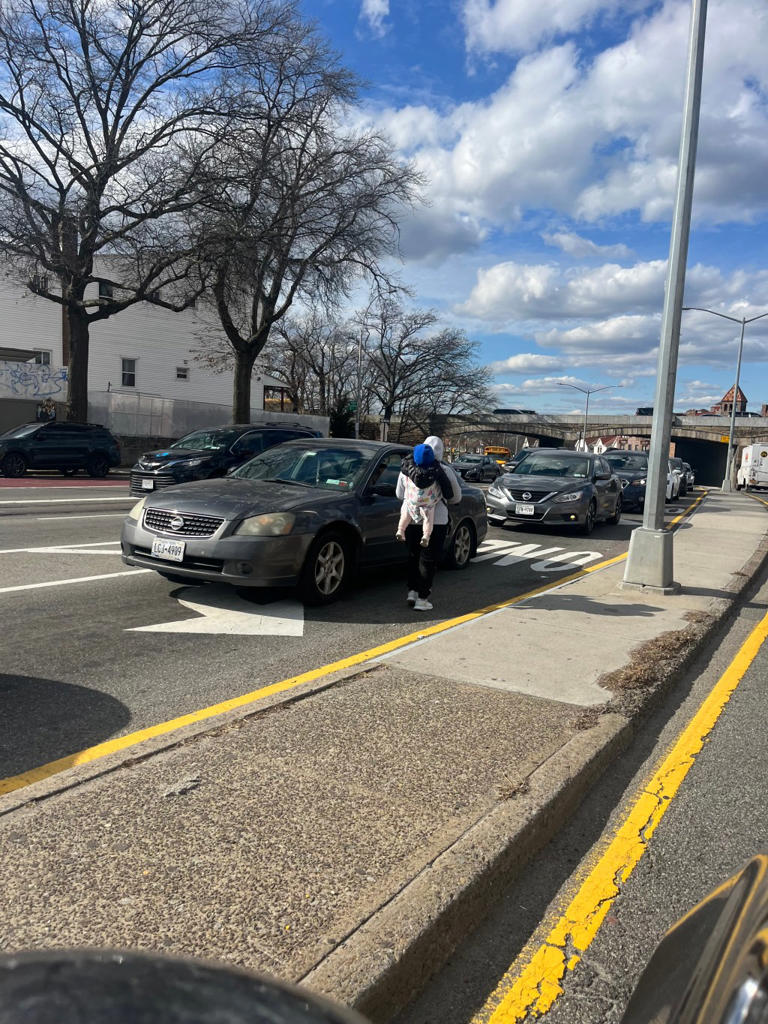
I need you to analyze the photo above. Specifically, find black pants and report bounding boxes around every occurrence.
[405,522,448,599]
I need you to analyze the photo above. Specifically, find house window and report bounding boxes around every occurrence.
[32,350,51,365]
[176,366,189,380]
[121,358,136,388]
[31,272,49,293]
[99,280,114,299]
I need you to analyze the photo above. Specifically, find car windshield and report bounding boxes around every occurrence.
[0,423,41,439]
[460,455,482,463]
[233,444,372,490]
[605,453,648,472]
[170,429,239,451]
[514,454,590,478]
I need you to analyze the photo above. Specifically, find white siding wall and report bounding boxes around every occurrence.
[0,274,277,408]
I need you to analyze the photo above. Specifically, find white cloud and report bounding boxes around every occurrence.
[489,353,566,374]
[542,231,633,260]
[359,0,389,37]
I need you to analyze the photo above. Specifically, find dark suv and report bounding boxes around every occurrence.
[129,423,322,497]
[0,422,121,477]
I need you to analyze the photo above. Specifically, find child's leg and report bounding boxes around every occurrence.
[419,505,435,546]
[396,502,412,541]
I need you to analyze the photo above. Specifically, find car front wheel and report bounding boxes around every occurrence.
[300,531,351,605]
[1,452,27,477]
[581,499,597,535]
[607,493,622,526]
[447,519,475,570]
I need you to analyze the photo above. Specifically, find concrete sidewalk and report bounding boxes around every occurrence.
[2,491,767,1022]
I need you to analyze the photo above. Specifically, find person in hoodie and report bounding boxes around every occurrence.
[395,435,462,611]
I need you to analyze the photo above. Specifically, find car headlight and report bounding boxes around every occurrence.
[488,484,503,497]
[234,512,295,536]
[554,490,584,503]
[127,497,147,521]
[183,458,205,468]
[639,477,646,485]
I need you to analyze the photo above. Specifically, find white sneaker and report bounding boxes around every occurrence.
[413,597,433,611]
[407,589,418,605]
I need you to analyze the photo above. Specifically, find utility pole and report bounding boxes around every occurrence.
[556,383,621,451]
[682,307,768,490]
[623,0,708,592]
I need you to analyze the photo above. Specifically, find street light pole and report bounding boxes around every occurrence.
[622,0,707,593]
[556,383,621,451]
[681,306,768,490]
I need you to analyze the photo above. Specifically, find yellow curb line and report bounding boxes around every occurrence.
[0,493,706,798]
[474,551,768,1021]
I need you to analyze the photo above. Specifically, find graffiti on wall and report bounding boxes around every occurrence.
[0,361,67,399]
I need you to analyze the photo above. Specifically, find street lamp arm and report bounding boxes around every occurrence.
[745,311,768,325]
[682,306,741,324]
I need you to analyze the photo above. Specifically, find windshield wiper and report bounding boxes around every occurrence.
[260,477,307,486]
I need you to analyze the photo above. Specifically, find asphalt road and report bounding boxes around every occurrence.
[0,477,691,785]
[397,534,768,1024]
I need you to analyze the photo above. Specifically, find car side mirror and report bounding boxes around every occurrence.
[595,471,612,481]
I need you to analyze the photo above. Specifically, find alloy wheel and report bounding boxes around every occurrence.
[452,523,473,568]
[314,539,346,596]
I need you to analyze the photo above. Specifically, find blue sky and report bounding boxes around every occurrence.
[301,0,768,416]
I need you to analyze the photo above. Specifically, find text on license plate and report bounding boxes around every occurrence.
[151,538,185,562]
[515,503,535,516]
[141,478,154,489]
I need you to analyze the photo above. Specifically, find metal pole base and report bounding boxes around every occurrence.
[621,527,679,594]
[721,479,734,492]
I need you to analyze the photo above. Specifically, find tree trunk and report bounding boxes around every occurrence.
[233,348,258,423]
[66,309,90,422]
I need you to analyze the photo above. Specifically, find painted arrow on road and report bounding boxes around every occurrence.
[127,585,305,636]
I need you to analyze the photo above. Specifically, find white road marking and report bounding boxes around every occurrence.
[0,496,131,505]
[128,585,305,636]
[0,569,151,594]
[475,539,602,572]
[0,540,120,555]
[37,513,128,520]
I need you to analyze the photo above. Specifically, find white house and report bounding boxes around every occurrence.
[0,274,320,436]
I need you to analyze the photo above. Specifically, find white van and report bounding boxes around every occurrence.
[736,444,768,490]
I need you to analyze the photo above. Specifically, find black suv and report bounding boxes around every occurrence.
[129,423,322,496]
[0,422,121,477]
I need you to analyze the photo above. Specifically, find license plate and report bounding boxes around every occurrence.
[141,478,154,490]
[515,503,535,516]
[151,538,185,562]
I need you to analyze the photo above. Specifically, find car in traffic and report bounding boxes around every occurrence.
[121,439,488,603]
[129,423,321,496]
[603,449,649,510]
[485,448,622,534]
[668,456,688,497]
[501,447,536,472]
[449,453,501,482]
[682,461,695,489]
[0,421,121,478]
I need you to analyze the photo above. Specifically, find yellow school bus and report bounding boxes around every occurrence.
[483,445,510,464]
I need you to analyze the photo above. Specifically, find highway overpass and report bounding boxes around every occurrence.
[432,413,768,485]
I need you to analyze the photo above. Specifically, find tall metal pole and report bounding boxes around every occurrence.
[354,332,362,439]
[583,390,590,452]
[623,0,708,592]
[723,318,745,491]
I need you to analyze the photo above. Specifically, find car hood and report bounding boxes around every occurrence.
[141,477,349,520]
[499,472,591,493]
[139,447,219,466]
[452,461,483,470]
[609,469,647,482]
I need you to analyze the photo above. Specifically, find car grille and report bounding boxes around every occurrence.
[143,508,225,537]
[130,471,178,496]
[505,489,552,502]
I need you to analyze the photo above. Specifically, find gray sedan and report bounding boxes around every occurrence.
[449,454,501,482]
[121,439,488,603]
[485,449,622,534]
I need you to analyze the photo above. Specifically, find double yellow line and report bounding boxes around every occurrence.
[0,494,703,799]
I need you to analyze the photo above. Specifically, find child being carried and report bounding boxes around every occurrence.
[396,443,452,547]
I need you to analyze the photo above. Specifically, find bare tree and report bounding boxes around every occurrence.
[0,0,288,420]
[263,315,358,416]
[192,18,422,422]
[360,299,494,441]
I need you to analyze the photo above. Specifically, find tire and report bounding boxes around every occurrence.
[1,452,27,478]
[447,519,475,570]
[87,454,110,478]
[581,499,597,535]
[607,493,622,526]
[299,531,351,605]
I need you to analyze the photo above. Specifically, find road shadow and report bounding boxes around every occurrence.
[0,673,131,782]
[513,592,662,617]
